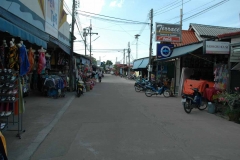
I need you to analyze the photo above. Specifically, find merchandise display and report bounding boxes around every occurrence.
[0,68,24,138]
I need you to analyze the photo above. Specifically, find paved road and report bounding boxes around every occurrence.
[5,74,240,160]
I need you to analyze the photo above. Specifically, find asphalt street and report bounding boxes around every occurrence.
[4,74,240,160]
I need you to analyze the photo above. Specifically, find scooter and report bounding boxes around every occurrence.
[145,82,171,98]
[76,80,84,97]
[181,85,207,113]
[134,79,151,92]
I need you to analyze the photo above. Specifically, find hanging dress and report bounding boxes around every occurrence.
[37,52,46,74]
[19,45,30,76]
[28,48,35,73]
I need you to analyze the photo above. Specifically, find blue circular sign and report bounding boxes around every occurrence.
[160,46,171,57]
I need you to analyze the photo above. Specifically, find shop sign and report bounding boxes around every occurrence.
[156,43,174,59]
[204,41,230,54]
[45,0,59,38]
[155,23,181,42]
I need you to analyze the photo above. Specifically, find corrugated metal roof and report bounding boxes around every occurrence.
[189,23,240,37]
[173,30,199,47]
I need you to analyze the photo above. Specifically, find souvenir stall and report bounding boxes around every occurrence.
[36,49,69,98]
[0,35,29,138]
[180,53,229,102]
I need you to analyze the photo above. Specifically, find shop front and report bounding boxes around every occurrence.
[156,40,231,100]
[132,57,149,79]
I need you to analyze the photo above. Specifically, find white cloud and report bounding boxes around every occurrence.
[109,0,124,8]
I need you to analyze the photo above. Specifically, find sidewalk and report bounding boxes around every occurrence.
[3,90,76,160]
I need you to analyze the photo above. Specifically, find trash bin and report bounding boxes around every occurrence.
[207,102,215,114]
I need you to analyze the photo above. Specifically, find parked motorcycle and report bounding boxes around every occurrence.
[145,82,171,98]
[134,79,151,92]
[76,80,84,97]
[181,85,207,113]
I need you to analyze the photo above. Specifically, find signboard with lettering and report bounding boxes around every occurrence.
[204,41,230,54]
[155,23,181,42]
[156,43,174,59]
[45,0,59,38]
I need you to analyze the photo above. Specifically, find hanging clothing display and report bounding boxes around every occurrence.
[0,45,4,68]
[45,53,51,70]
[37,50,46,74]
[8,44,19,70]
[19,44,30,76]
[28,47,35,73]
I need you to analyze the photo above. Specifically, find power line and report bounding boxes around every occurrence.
[154,0,179,14]
[154,0,191,17]
[77,10,149,24]
[160,0,217,23]
[78,13,149,24]
[178,0,229,23]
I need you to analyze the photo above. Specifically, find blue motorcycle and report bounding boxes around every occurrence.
[181,86,207,113]
[134,78,150,92]
[145,82,171,98]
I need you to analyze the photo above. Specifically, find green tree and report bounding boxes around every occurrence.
[106,60,113,66]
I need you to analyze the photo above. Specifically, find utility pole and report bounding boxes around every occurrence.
[89,20,98,65]
[69,0,76,91]
[135,34,140,59]
[90,21,92,64]
[83,28,87,56]
[148,9,153,82]
[123,49,125,64]
[128,42,131,76]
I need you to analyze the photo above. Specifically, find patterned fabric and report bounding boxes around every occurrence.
[19,45,30,76]
[28,48,35,73]
[8,45,19,70]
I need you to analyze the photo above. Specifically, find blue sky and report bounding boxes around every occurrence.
[66,0,240,64]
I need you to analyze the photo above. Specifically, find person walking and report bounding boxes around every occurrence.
[98,70,102,82]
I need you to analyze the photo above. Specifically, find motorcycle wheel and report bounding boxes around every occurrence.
[135,86,141,92]
[163,89,171,98]
[197,97,207,110]
[145,89,153,97]
[183,100,192,113]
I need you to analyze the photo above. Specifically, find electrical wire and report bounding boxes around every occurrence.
[154,0,191,17]
[63,0,72,16]
[78,13,149,24]
[177,0,229,23]
[159,0,217,22]
[78,10,149,24]
[153,0,180,14]
[154,0,184,15]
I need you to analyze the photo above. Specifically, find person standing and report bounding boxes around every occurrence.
[98,70,102,82]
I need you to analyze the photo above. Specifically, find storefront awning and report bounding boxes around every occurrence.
[49,36,70,54]
[157,42,203,61]
[132,59,143,70]
[138,58,149,69]
[0,17,47,48]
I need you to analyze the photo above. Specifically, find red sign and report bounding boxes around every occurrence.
[156,36,180,42]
